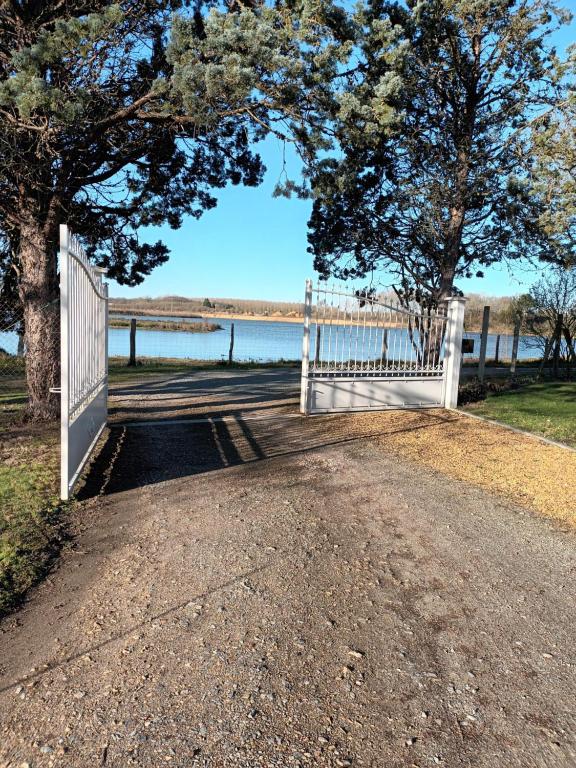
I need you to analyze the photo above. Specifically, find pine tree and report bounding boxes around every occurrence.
[0,0,349,418]
[529,78,576,265]
[308,0,570,309]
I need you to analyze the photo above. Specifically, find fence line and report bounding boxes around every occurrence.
[0,299,559,402]
[102,313,548,368]
[0,298,59,389]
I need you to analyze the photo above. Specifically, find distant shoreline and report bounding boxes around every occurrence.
[109,317,222,333]
[110,308,204,320]
[109,306,518,334]
[109,307,305,324]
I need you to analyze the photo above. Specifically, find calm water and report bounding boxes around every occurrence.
[106,314,540,363]
[108,315,304,362]
[0,314,539,365]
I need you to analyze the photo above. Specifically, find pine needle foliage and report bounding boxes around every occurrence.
[0,0,350,416]
[308,0,572,307]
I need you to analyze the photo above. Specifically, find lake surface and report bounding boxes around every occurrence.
[108,315,304,362]
[0,314,540,367]
[107,314,540,364]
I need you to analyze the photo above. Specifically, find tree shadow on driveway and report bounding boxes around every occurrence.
[79,407,459,499]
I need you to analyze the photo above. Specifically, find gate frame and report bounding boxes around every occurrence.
[60,224,109,500]
[300,281,466,415]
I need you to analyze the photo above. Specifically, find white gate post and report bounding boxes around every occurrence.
[300,279,313,415]
[59,224,70,500]
[443,295,467,409]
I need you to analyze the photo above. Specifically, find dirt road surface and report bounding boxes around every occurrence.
[1,370,575,768]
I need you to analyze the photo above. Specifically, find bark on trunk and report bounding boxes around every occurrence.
[19,216,60,421]
[415,273,456,368]
[438,271,456,305]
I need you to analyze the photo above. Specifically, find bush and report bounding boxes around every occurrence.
[458,375,537,406]
[458,377,488,405]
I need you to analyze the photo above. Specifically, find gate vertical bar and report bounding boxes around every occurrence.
[443,296,467,409]
[300,279,312,415]
[59,224,70,501]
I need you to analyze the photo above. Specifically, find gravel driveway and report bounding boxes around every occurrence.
[1,370,575,768]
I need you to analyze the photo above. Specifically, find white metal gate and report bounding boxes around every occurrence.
[60,225,108,500]
[300,281,465,415]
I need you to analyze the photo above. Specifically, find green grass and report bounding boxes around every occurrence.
[1,373,62,617]
[0,386,27,406]
[463,381,576,447]
[0,427,62,617]
[0,378,28,434]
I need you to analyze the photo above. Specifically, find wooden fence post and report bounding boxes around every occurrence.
[478,305,490,383]
[128,318,137,366]
[510,318,521,377]
[314,324,321,368]
[563,326,575,381]
[537,336,553,379]
[494,334,500,365]
[228,322,235,365]
[552,313,563,379]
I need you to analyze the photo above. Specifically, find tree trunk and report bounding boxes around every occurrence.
[423,271,456,368]
[563,327,575,381]
[19,215,60,421]
[438,270,456,305]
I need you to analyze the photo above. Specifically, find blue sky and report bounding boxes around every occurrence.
[111,9,576,302]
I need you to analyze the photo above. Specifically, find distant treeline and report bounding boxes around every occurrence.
[110,293,520,332]
[463,295,520,333]
[110,295,305,319]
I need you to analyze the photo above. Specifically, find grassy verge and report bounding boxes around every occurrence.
[1,376,62,617]
[462,380,576,448]
[0,416,61,618]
